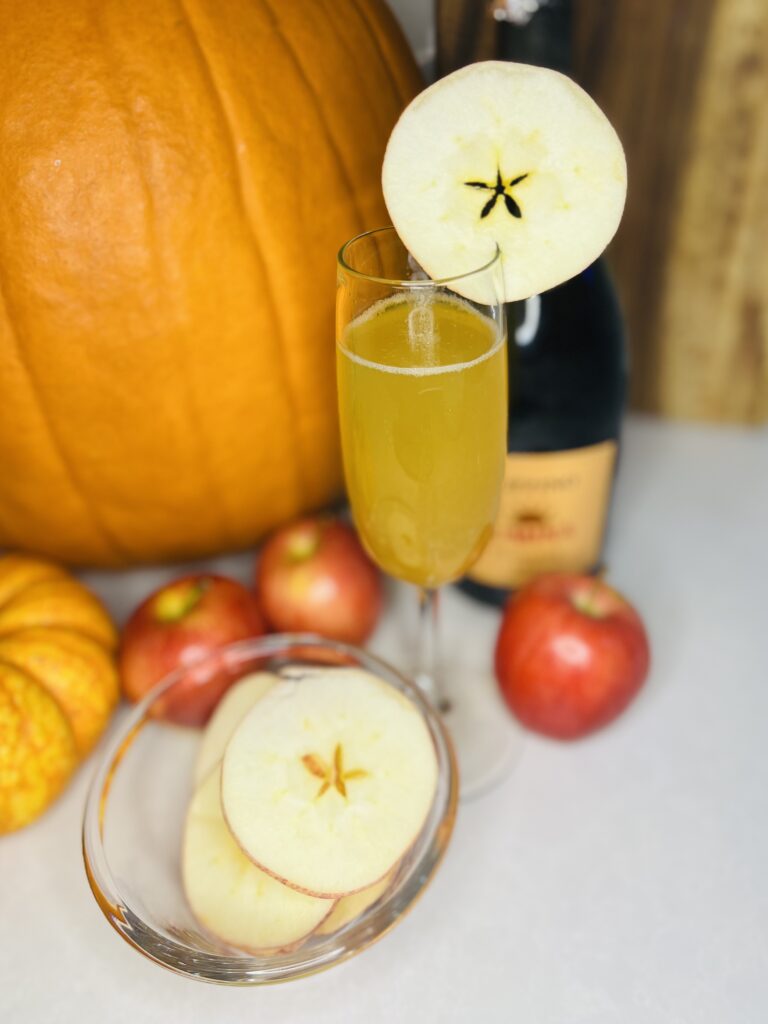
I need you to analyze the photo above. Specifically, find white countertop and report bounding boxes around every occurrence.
[2,414,767,1024]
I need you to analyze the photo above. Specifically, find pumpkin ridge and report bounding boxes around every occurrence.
[346,0,413,110]
[316,0,398,139]
[350,0,423,108]
[0,495,19,557]
[90,5,164,285]
[0,307,27,553]
[0,578,118,649]
[92,4,238,547]
[0,646,114,757]
[0,654,77,750]
[89,6,235,549]
[3,625,120,700]
[0,659,78,833]
[174,0,307,511]
[0,268,127,563]
[0,623,116,653]
[258,0,370,495]
[260,0,367,236]
[0,557,68,610]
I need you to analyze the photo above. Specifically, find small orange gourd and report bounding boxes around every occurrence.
[0,555,118,834]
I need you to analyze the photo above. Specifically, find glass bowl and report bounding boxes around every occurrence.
[82,634,458,985]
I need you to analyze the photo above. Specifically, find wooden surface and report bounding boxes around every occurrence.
[437,0,768,423]
[436,0,496,75]
[577,0,768,423]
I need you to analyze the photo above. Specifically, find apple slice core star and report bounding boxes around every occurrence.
[221,668,439,897]
[382,60,627,304]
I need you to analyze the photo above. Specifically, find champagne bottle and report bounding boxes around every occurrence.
[456,0,628,605]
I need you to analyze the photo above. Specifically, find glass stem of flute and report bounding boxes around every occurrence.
[415,587,449,712]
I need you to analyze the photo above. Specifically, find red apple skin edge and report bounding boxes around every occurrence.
[120,574,266,727]
[495,573,651,740]
[255,518,383,646]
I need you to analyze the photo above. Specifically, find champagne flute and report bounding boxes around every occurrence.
[336,226,520,797]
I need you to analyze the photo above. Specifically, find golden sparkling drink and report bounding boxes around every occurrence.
[337,295,507,587]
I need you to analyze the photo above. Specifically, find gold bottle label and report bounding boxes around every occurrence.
[468,440,618,588]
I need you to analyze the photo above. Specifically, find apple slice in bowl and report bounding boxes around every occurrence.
[221,667,439,897]
[315,868,396,937]
[194,671,276,785]
[183,768,335,954]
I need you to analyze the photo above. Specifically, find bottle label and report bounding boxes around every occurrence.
[468,441,618,588]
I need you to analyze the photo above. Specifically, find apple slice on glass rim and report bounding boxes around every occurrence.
[382,60,627,304]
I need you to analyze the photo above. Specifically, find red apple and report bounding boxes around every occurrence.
[120,574,266,726]
[495,573,650,740]
[255,518,382,645]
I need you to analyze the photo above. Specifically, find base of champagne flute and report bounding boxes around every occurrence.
[373,577,524,799]
[438,670,526,800]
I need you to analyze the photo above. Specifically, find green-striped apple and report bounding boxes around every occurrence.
[120,574,265,726]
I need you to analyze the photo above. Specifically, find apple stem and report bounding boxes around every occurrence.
[154,579,209,623]
[574,568,607,618]
[286,529,321,563]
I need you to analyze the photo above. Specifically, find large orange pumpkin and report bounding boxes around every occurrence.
[0,0,421,566]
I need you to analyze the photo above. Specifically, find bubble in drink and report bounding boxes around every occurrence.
[407,297,437,365]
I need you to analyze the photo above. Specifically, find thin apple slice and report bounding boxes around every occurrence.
[221,668,438,897]
[182,769,334,953]
[315,868,395,936]
[194,672,276,785]
[382,60,627,304]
